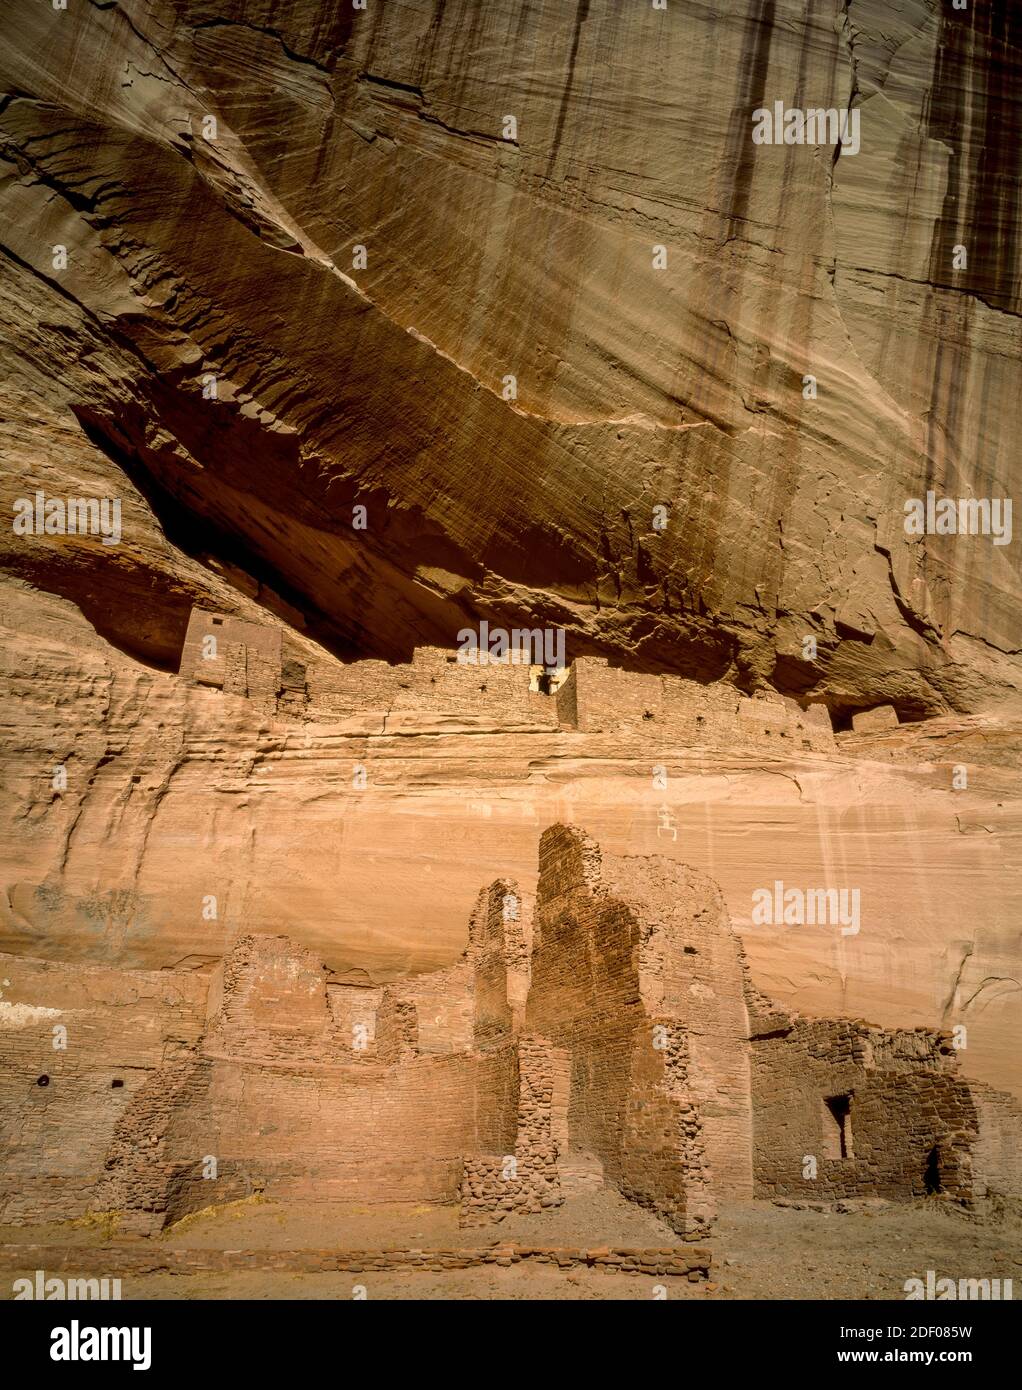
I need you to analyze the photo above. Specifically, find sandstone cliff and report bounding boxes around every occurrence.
[1,0,1019,717]
[0,3,1019,1107]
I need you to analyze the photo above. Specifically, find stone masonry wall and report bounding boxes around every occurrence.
[386,963,474,1055]
[90,1058,212,1231]
[326,983,383,1055]
[968,1081,1022,1201]
[204,934,337,1063]
[166,1047,517,1211]
[525,824,720,1237]
[0,953,207,1227]
[619,1016,715,1237]
[0,1241,712,1281]
[4,823,1017,1239]
[602,851,754,1204]
[306,645,554,723]
[177,607,836,752]
[0,928,525,1228]
[460,1034,564,1226]
[466,880,519,1049]
[566,656,834,751]
[750,1014,979,1202]
[179,608,282,708]
[95,928,520,1223]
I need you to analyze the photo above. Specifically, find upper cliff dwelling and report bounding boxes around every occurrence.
[0,0,1019,1336]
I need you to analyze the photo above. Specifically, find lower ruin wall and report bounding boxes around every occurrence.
[523,825,751,1238]
[98,1049,519,1229]
[460,1034,564,1225]
[967,1082,1022,1201]
[1,823,1019,1243]
[750,1016,979,1202]
[0,1242,712,1280]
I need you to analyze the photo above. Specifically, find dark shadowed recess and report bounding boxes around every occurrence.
[68,405,364,669]
[926,0,1021,315]
[58,403,931,728]
[61,398,745,687]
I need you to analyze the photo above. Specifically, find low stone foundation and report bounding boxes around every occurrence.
[461,1033,565,1225]
[0,1242,711,1280]
[460,1148,561,1225]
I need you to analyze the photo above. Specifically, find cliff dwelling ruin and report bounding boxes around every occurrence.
[1,0,1020,1332]
[2,798,1020,1248]
[1,563,1020,1308]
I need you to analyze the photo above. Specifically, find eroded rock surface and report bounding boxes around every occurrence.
[1,0,1019,715]
[0,0,1019,1263]
[1,582,1019,1102]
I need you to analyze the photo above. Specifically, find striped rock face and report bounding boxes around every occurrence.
[0,0,1019,715]
[0,0,1019,1268]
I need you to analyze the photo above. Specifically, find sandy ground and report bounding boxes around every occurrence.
[3,1194,1020,1300]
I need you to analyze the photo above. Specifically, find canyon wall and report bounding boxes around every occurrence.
[0,0,1019,716]
[2,581,1019,1102]
[4,819,1018,1237]
[0,0,1019,1236]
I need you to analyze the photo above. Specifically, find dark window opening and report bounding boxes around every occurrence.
[111,1079,124,1089]
[924,1144,942,1195]
[537,670,555,695]
[211,617,224,626]
[642,710,654,721]
[823,1093,853,1159]
[36,1075,49,1087]
[684,946,698,955]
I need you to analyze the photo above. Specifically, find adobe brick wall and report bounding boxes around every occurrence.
[0,953,207,1227]
[524,824,735,1238]
[390,648,555,725]
[566,656,834,751]
[749,1013,979,1201]
[77,1048,521,1225]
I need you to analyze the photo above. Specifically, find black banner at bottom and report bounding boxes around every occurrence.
[3,1297,1012,1375]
